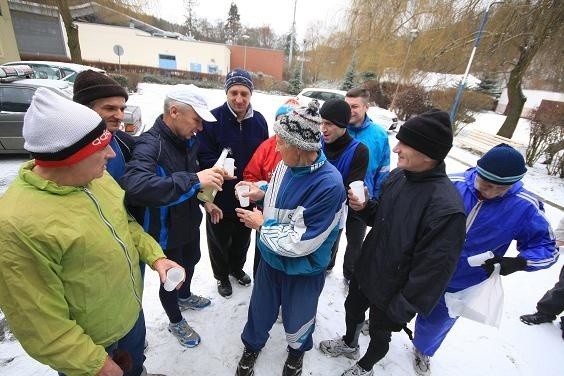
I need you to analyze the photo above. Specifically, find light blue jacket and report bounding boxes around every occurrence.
[347,116,390,199]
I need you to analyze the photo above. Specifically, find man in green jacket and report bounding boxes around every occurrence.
[0,88,180,376]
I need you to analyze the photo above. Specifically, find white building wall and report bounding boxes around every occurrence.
[76,22,230,74]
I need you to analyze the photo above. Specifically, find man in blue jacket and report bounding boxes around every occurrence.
[197,69,269,298]
[121,84,227,349]
[343,88,390,284]
[73,70,134,181]
[411,144,559,376]
[234,102,346,376]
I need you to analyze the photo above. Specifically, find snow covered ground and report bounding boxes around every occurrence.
[0,84,563,375]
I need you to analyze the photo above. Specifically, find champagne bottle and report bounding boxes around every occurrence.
[197,147,231,203]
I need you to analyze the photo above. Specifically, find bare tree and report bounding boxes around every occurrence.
[497,0,564,138]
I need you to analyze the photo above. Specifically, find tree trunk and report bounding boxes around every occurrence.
[497,62,527,139]
[497,0,563,139]
[56,0,82,64]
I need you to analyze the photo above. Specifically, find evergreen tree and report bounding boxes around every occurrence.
[340,60,357,91]
[478,73,502,98]
[359,71,377,83]
[288,68,303,95]
[225,2,241,44]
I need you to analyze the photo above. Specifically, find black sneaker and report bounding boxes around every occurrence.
[520,311,556,325]
[236,348,259,376]
[282,352,304,376]
[217,279,232,298]
[231,271,252,286]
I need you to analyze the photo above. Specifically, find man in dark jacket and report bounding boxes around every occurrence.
[73,70,135,181]
[319,109,466,376]
[319,99,369,271]
[197,68,269,298]
[121,84,227,349]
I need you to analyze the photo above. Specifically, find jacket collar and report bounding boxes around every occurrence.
[20,160,84,194]
[289,151,327,176]
[154,115,197,149]
[403,161,447,182]
[347,115,373,132]
[225,102,254,121]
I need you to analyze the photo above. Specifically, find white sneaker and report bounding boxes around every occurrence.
[319,337,360,360]
[341,363,373,376]
[413,348,431,376]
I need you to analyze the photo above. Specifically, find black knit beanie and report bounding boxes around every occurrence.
[476,143,527,185]
[396,109,453,160]
[73,70,128,105]
[319,99,351,128]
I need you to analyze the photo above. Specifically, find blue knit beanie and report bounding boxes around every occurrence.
[476,143,527,185]
[225,68,253,93]
[275,104,296,120]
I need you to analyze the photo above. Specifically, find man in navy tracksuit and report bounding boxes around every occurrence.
[411,144,559,376]
[234,102,346,376]
[121,84,226,349]
[197,69,269,298]
[319,99,368,271]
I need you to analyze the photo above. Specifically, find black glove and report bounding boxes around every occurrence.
[482,256,527,276]
[374,310,404,332]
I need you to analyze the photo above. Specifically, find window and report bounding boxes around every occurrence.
[0,87,36,112]
[189,63,202,72]
[158,54,177,69]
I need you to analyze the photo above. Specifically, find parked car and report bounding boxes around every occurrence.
[0,65,74,154]
[295,87,399,131]
[1,61,106,83]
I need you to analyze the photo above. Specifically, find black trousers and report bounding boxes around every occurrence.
[344,278,400,371]
[537,265,564,316]
[159,237,200,324]
[343,210,367,280]
[206,214,252,281]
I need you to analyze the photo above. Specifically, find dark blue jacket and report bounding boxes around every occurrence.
[197,103,268,217]
[121,115,202,250]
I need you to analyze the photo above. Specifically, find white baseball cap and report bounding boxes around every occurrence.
[166,84,216,122]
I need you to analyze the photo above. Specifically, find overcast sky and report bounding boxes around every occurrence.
[151,0,348,41]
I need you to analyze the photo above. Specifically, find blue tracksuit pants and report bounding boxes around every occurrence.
[241,260,325,357]
[413,295,458,356]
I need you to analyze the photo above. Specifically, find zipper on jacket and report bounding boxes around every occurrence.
[465,200,483,233]
[82,187,142,306]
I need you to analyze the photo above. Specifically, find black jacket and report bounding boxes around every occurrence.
[121,116,202,250]
[355,162,466,324]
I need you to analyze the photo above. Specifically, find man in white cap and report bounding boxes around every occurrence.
[0,88,180,376]
[121,84,229,349]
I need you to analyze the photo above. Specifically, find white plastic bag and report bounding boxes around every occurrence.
[444,264,504,328]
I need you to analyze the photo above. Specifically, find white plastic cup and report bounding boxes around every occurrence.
[236,185,250,207]
[164,267,185,291]
[349,180,365,203]
[224,158,235,176]
[467,251,495,267]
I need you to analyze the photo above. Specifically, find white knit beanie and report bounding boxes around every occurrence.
[23,87,112,166]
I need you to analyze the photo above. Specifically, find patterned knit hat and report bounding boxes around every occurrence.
[225,68,253,93]
[477,143,527,185]
[73,70,128,105]
[24,88,111,166]
[273,101,322,151]
[396,108,453,160]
